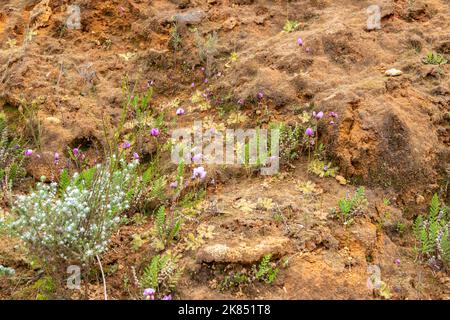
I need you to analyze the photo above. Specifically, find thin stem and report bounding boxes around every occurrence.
[96,255,108,300]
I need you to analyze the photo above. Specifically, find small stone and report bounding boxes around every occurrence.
[416,194,425,204]
[335,175,347,185]
[385,68,403,77]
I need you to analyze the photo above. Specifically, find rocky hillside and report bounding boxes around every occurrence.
[0,0,449,300]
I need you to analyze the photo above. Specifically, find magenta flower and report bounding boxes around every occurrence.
[192,166,207,180]
[133,152,140,160]
[329,120,335,126]
[176,108,185,116]
[192,153,202,162]
[204,78,208,84]
[238,98,244,105]
[143,288,155,300]
[297,37,303,46]
[257,91,264,99]
[121,141,131,149]
[305,128,314,136]
[191,82,195,87]
[162,294,172,300]
[24,149,33,156]
[313,111,324,120]
[329,111,338,118]
[150,128,160,137]
[305,47,312,53]
[72,148,79,157]
[394,259,401,266]
[169,181,178,189]
[201,67,205,72]
[54,152,60,164]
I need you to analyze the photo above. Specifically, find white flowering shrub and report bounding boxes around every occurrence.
[8,156,138,264]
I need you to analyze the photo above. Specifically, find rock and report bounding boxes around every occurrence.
[196,236,290,264]
[415,194,425,204]
[173,10,205,25]
[385,68,403,76]
[335,175,347,185]
[30,0,52,29]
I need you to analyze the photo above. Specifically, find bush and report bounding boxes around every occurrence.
[7,156,138,265]
[413,193,449,269]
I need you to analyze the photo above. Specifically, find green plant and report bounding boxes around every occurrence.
[282,20,300,33]
[152,206,183,251]
[337,187,368,225]
[307,159,338,177]
[0,118,26,202]
[253,254,279,284]
[220,272,250,291]
[413,193,449,268]
[169,22,182,51]
[273,123,304,165]
[422,52,448,65]
[18,99,43,150]
[195,31,218,76]
[140,253,183,297]
[8,156,138,266]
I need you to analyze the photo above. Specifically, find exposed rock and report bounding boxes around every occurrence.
[385,68,403,77]
[196,236,291,264]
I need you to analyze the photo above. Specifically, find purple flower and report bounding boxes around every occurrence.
[329,111,338,118]
[121,141,131,149]
[192,166,207,180]
[257,91,264,99]
[313,111,324,120]
[72,148,79,157]
[54,152,60,164]
[394,259,401,266]
[150,128,160,137]
[305,127,314,137]
[176,108,185,116]
[143,288,155,296]
[162,294,172,300]
[133,152,140,160]
[170,181,178,189]
[24,149,33,156]
[329,120,335,126]
[201,67,205,72]
[238,98,244,105]
[192,153,202,162]
[191,82,195,87]
[310,140,315,146]
[297,37,303,46]
[305,47,312,53]
[204,78,208,84]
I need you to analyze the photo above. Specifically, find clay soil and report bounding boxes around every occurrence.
[0,0,449,300]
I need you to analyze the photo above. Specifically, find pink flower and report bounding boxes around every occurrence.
[329,111,338,118]
[176,108,185,116]
[121,141,131,149]
[72,148,79,157]
[133,152,140,160]
[192,153,202,162]
[162,294,172,300]
[150,128,160,137]
[394,259,401,266]
[192,166,207,180]
[313,111,324,120]
[24,149,33,156]
[305,128,314,136]
[170,181,178,189]
[257,91,264,99]
[297,37,303,46]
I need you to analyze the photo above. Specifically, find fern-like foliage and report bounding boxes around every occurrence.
[414,193,449,269]
[140,253,183,297]
[152,206,183,251]
[337,187,368,225]
[254,254,279,284]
